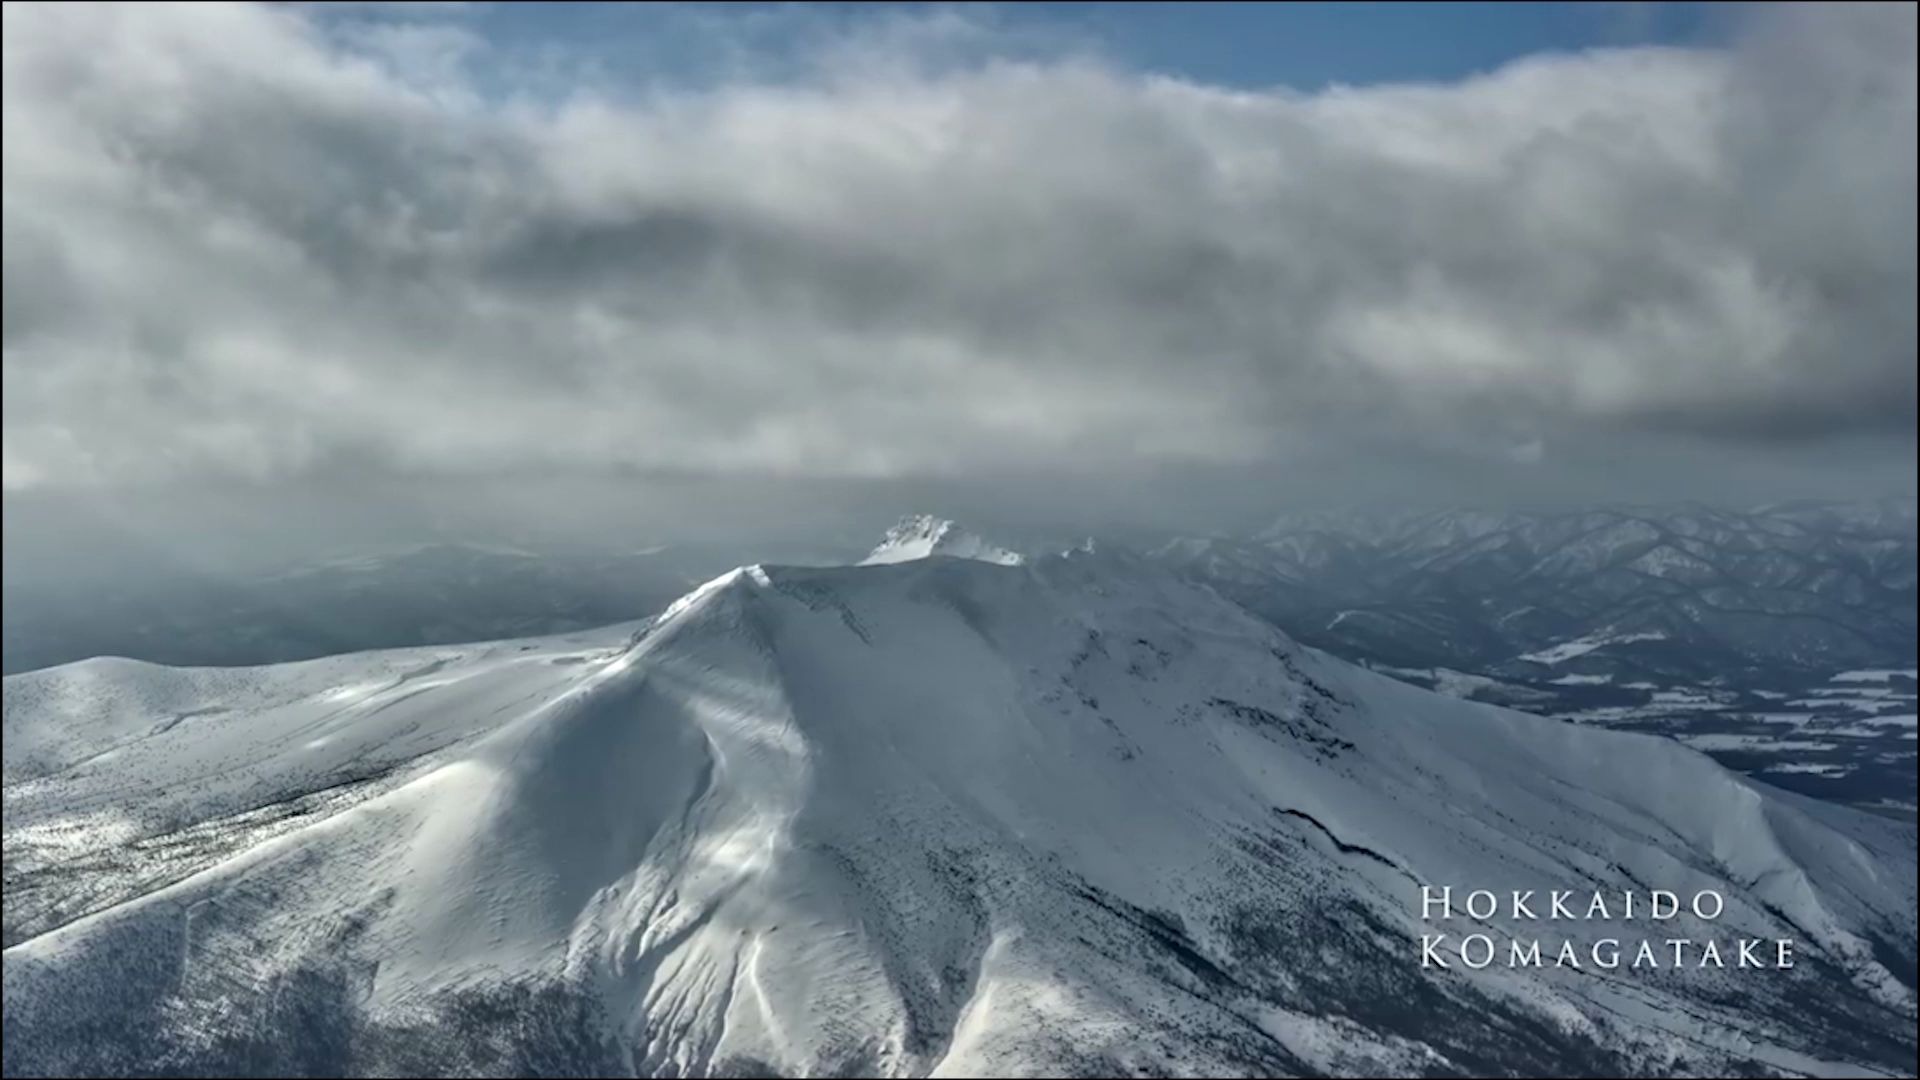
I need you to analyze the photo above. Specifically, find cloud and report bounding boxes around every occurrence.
[1,1,1913,496]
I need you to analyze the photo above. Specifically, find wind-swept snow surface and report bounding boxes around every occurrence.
[4,550,1915,1077]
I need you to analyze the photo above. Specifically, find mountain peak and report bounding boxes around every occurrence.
[860,513,1024,566]
[5,533,1914,1077]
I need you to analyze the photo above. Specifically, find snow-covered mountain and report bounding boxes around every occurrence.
[861,514,1025,567]
[1146,502,1920,813]
[1151,501,1917,685]
[4,539,1915,1076]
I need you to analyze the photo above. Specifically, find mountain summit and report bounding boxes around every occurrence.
[3,551,1914,1076]
[859,514,1025,566]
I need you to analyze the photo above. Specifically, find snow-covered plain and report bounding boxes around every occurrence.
[1518,632,1670,666]
[1833,670,1920,684]
[3,539,1915,1077]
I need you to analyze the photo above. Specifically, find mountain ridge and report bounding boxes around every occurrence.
[1153,501,1917,680]
[861,514,1026,567]
[5,546,1914,1076]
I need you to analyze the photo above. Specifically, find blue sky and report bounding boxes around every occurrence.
[1033,1,1734,86]
[382,2,1739,95]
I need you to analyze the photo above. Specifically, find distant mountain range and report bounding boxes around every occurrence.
[1148,500,1916,688]
[8,502,1909,684]
[4,501,1913,812]
[0,542,757,677]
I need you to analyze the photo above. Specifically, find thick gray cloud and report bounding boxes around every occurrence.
[2,1,1914,498]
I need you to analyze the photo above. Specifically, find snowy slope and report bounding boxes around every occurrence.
[861,514,1024,567]
[3,548,1915,1077]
